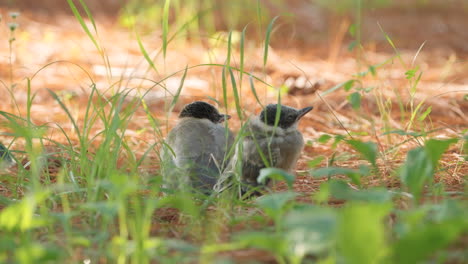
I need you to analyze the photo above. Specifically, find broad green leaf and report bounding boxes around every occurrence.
[234,231,286,254]
[258,168,295,189]
[348,92,361,110]
[337,202,391,264]
[314,181,330,204]
[310,167,361,186]
[256,191,298,220]
[346,140,378,167]
[307,156,325,169]
[310,167,358,178]
[283,207,337,258]
[157,194,199,218]
[343,80,355,91]
[399,147,433,202]
[16,242,62,263]
[328,180,392,203]
[318,134,332,144]
[393,218,466,263]
[424,138,457,169]
[0,191,50,231]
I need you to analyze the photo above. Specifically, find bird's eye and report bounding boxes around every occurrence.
[287,115,295,121]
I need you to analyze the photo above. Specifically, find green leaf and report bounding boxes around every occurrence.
[393,217,467,263]
[346,140,378,167]
[337,202,391,264]
[66,0,100,53]
[328,180,392,203]
[282,207,337,257]
[263,16,279,67]
[348,24,356,37]
[424,138,457,169]
[348,40,358,51]
[418,106,432,121]
[229,68,243,120]
[399,147,433,202]
[405,67,419,80]
[307,156,325,169]
[136,32,158,73]
[234,231,286,254]
[368,65,377,76]
[258,168,295,189]
[162,0,171,59]
[256,191,298,220]
[239,25,247,84]
[0,191,50,231]
[310,167,361,186]
[321,81,350,96]
[348,92,361,110]
[343,80,355,91]
[15,242,63,263]
[318,134,332,143]
[332,135,346,149]
[310,167,359,178]
[157,194,199,218]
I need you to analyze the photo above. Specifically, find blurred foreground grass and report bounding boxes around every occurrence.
[0,0,467,263]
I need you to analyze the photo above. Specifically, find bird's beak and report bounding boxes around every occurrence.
[218,114,231,123]
[296,106,313,121]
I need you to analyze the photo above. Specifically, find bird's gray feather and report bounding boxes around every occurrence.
[162,118,233,194]
[214,116,304,196]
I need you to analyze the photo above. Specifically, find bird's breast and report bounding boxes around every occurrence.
[275,130,304,171]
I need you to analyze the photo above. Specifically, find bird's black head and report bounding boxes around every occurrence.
[179,101,230,123]
[259,104,313,129]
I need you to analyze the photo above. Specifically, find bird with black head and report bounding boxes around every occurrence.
[214,104,313,197]
[162,101,234,195]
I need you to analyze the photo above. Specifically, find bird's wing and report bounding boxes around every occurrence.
[214,135,282,195]
[163,119,231,193]
[241,136,280,187]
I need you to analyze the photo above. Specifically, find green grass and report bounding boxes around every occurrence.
[0,1,467,263]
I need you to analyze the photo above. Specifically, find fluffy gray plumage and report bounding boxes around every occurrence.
[214,104,313,197]
[162,101,233,195]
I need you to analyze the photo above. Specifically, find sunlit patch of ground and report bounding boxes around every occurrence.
[0,6,466,262]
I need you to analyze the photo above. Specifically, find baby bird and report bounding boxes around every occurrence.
[214,104,313,196]
[162,101,233,195]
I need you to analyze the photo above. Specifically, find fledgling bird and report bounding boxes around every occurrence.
[214,104,313,196]
[162,101,234,195]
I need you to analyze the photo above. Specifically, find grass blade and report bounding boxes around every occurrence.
[229,68,243,121]
[66,0,101,53]
[162,0,171,59]
[136,31,158,74]
[263,16,279,67]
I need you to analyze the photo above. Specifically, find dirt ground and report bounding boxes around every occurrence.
[0,2,466,194]
[0,2,467,262]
